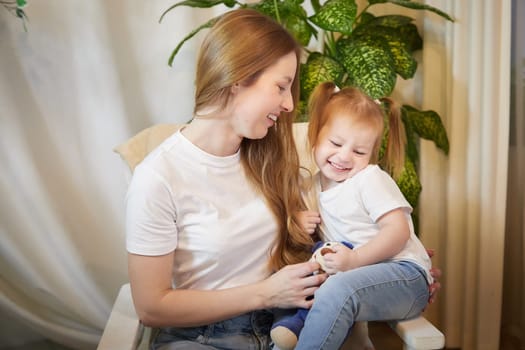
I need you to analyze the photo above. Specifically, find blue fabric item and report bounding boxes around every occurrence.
[270,308,308,337]
[312,241,354,251]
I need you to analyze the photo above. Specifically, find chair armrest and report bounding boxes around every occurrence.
[389,316,445,350]
[97,283,143,350]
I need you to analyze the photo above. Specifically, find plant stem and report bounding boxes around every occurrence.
[355,4,371,24]
[273,0,281,23]
[325,32,337,58]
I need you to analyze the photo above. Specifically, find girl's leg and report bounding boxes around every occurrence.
[295,261,429,350]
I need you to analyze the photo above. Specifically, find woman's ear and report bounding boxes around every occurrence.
[230,82,240,94]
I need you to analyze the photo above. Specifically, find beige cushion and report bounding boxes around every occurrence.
[114,122,316,173]
[114,124,183,172]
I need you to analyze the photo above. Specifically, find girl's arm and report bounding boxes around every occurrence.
[323,208,410,272]
[128,252,326,328]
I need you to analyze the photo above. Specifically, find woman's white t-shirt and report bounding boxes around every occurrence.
[315,164,433,284]
[126,130,277,290]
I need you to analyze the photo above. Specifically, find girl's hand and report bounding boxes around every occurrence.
[295,210,321,235]
[259,261,327,309]
[321,244,356,274]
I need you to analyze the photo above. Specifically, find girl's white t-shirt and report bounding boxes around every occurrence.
[126,130,277,290]
[315,164,433,284]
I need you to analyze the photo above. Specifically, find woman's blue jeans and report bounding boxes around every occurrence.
[152,310,273,350]
[295,260,429,350]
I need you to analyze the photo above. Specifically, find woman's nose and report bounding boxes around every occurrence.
[281,91,294,112]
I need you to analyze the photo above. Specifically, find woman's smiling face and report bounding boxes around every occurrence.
[228,51,297,139]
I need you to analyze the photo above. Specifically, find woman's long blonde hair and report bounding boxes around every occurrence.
[194,9,313,270]
[307,82,406,179]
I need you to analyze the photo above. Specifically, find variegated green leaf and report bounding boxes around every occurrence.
[387,39,417,79]
[353,15,422,52]
[295,100,309,122]
[309,0,357,35]
[398,23,422,51]
[284,14,315,46]
[252,0,314,46]
[300,52,345,101]
[336,38,396,99]
[395,157,422,208]
[282,2,315,46]
[362,14,413,28]
[310,0,322,13]
[252,0,304,21]
[352,26,417,79]
[251,0,277,17]
[401,107,420,165]
[403,105,449,154]
[357,11,376,26]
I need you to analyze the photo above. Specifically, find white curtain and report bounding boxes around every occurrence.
[0,1,516,350]
[0,1,220,348]
[419,1,511,349]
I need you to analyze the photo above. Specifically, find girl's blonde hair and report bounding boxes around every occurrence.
[307,82,406,179]
[194,9,313,270]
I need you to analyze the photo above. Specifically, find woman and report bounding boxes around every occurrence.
[126,8,325,349]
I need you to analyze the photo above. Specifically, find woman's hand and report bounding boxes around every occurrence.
[426,248,442,305]
[259,261,327,309]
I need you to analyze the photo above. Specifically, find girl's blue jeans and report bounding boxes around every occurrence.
[295,260,429,350]
[152,310,273,350]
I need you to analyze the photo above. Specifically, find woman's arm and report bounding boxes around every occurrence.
[128,252,327,328]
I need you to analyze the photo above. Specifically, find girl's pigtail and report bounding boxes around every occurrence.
[380,97,406,180]
[307,82,337,150]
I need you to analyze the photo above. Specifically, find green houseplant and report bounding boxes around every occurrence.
[1,0,28,30]
[160,0,452,221]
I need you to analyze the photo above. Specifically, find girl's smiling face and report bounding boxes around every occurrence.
[228,51,297,139]
[314,113,378,190]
